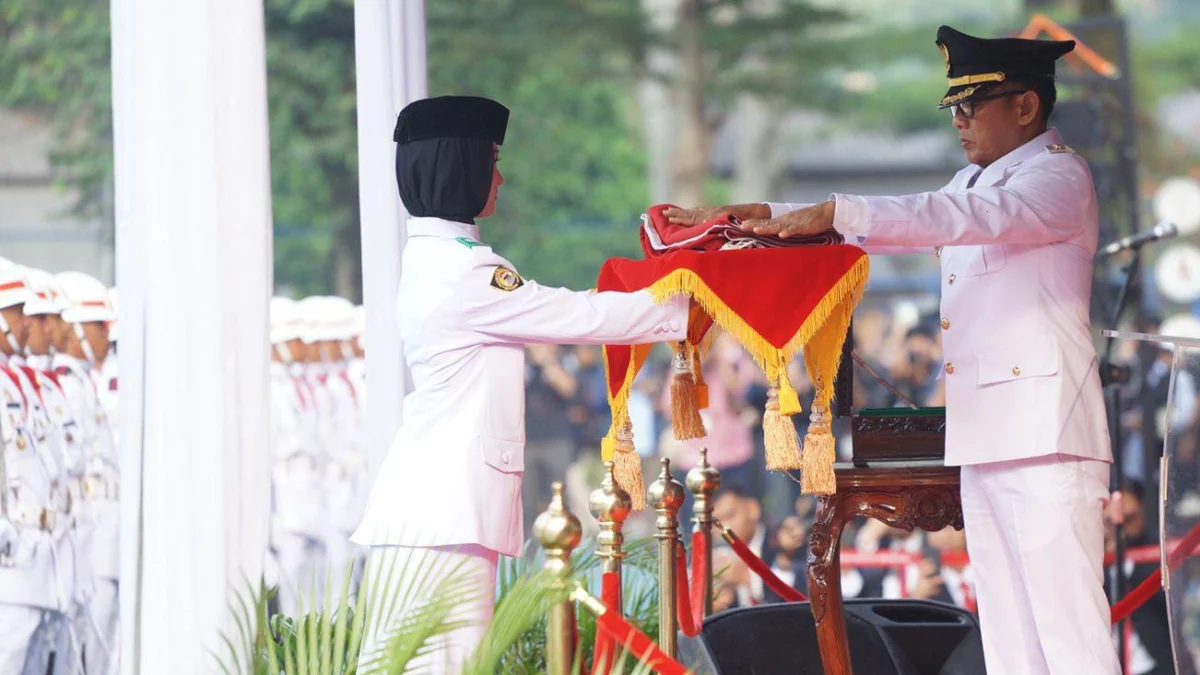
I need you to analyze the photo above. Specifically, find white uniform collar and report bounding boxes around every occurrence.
[407,217,481,242]
[54,353,88,373]
[969,127,1063,189]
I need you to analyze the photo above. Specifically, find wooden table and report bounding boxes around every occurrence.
[805,464,963,675]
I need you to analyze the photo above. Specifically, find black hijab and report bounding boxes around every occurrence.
[395,137,494,225]
[392,95,509,225]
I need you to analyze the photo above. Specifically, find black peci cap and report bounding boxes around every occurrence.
[393,95,510,145]
[935,25,1074,109]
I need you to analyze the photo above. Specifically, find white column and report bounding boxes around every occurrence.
[354,0,428,476]
[111,1,273,672]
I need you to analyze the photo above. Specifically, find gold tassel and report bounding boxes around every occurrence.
[777,371,801,417]
[670,344,706,440]
[763,385,802,470]
[801,401,836,494]
[611,420,646,510]
[690,343,709,410]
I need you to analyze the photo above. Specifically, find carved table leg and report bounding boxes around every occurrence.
[807,494,852,675]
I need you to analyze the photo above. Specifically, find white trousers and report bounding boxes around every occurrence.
[0,605,45,675]
[358,544,498,675]
[962,454,1120,675]
[86,579,119,675]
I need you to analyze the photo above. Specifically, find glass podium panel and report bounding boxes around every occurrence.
[1104,329,1200,674]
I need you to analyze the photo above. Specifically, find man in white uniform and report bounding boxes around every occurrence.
[665,26,1117,675]
[351,96,690,672]
[0,259,61,675]
[267,297,326,615]
[23,269,87,674]
[53,272,118,675]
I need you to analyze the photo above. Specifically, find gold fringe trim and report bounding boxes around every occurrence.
[644,257,868,393]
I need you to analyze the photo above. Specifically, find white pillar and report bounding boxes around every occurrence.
[111,1,273,672]
[354,0,427,476]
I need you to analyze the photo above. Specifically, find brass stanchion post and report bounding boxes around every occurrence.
[535,481,583,675]
[686,448,721,618]
[648,457,686,657]
[590,460,632,613]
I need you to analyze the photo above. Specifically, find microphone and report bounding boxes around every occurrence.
[1098,221,1178,258]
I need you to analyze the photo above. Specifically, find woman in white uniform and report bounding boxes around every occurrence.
[350,96,689,672]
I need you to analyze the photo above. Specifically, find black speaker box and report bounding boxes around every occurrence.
[676,599,987,675]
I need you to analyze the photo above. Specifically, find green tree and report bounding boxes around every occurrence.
[0,0,113,223]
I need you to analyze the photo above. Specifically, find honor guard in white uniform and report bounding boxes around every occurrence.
[0,259,62,675]
[668,26,1119,675]
[297,296,365,598]
[350,96,690,672]
[23,269,87,674]
[267,297,327,616]
[53,272,118,675]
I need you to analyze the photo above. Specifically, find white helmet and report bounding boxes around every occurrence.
[0,257,30,354]
[269,296,305,345]
[321,296,357,341]
[57,272,114,324]
[56,271,113,365]
[23,268,62,317]
[0,257,31,311]
[296,295,357,343]
[296,296,325,345]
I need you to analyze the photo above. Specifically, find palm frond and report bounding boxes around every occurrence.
[217,536,703,675]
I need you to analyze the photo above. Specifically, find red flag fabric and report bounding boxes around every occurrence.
[639,203,843,257]
[597,221,868,503]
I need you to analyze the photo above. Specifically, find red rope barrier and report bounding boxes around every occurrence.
[721,527,807,602]
[591,572,621,675]
[595,612,694,675]
[1110,522,1200,624]
[689,531,707,623]
[675,546,699,637]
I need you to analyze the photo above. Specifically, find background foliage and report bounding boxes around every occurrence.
[2,0,1199,296]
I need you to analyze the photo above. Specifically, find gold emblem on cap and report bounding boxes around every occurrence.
[940,85,981,107]
[940,43,950,76]
[490,265,524,292]
[948,72,1006,87]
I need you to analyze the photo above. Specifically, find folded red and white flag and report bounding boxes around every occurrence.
[639,203,843,257]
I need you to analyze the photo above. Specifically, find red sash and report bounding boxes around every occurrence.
[0,364,28,413]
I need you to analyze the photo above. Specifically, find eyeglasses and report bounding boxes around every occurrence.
[948,89,1031,120]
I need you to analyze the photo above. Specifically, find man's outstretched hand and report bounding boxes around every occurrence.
[739,201,836,239]
[662,203,772,226]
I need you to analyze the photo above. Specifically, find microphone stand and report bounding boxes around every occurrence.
[1100,245,1141,669]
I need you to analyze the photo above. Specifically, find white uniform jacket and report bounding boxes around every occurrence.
[269,362,324,542]
[0,359,58,610]
[769,128,1111,467]
[352,217,689,557]
[54,354,120,581]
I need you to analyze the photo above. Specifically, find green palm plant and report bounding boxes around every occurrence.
[216,537,692,675]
